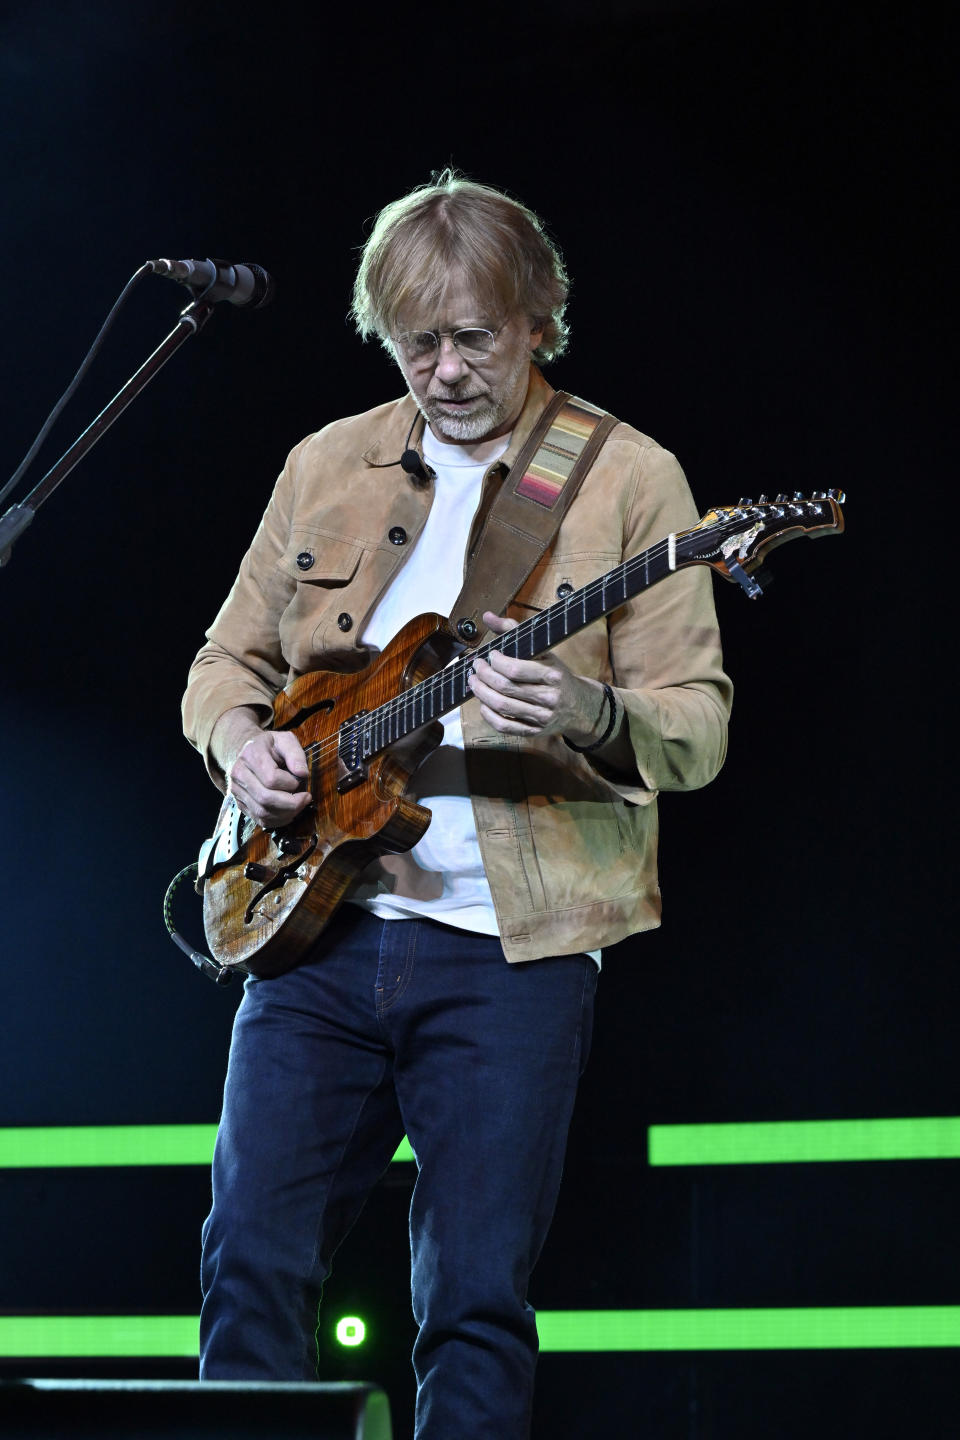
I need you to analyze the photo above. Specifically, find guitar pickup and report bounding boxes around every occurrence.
[337,709,369,793]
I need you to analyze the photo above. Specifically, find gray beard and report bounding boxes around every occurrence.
[421,351,530,443]
[423,394,502,442]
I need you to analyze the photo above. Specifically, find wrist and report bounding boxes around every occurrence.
[211,706,268,776]
[564,682,618,754]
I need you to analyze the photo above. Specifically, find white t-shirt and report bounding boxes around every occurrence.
[350,424,601,964]
[351,426,507,933]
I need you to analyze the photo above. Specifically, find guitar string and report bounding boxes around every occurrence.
[289,506,824,775]
[294,520,717,773]
[294,527,682,771]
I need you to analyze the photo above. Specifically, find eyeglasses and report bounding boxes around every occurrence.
[394,326,505,365]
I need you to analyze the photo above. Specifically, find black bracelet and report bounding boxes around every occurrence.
[564,682,618,754]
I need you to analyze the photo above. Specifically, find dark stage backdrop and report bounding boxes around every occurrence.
[0,3,952,1436]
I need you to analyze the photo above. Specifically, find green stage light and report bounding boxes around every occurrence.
[335,1316,367,1348]
[536,1307,960,1351]
[6,1120,958,1171]
[0,1309,958,1357]
[0,1126,414,1168]
[0,1316,199,1358]
[648,1117,960,1166]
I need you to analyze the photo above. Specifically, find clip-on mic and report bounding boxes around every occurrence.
[397,417,431,485]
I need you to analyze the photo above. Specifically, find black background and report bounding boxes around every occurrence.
[0,2,952,1436]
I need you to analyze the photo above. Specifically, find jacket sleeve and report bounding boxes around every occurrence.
[181,439,310,787]
[599,439,733,799]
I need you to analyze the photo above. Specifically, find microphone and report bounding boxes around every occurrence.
[400,448,431,485]
[149,257,276,309]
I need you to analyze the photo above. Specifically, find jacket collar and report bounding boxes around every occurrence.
[359,366,556,470]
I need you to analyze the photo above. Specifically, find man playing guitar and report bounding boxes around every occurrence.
[182,171,732,1438]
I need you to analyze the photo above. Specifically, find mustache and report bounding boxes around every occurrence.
[428,385,485,402]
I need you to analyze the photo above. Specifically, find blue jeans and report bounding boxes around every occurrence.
[199,906,596,1439]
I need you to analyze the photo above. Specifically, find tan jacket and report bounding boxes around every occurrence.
[182,369,733,961]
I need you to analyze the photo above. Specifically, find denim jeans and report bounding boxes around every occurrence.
[199,905,597,1439]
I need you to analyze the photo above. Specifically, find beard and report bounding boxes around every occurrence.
[419,347,531,443]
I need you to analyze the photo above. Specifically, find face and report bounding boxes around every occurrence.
[393,282,543,444]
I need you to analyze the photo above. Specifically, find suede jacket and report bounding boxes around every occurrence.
[182,368,733,962]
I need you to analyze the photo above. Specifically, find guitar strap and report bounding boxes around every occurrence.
[447,390,619,644]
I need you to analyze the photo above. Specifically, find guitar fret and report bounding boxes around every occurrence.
[356,520,757,763]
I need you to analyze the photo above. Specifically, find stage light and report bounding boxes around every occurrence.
[335,1316,367,1348]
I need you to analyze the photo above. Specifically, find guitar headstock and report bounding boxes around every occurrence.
[678,490,845,597]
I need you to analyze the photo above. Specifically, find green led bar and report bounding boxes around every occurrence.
[537,1308,960,1350]
[0,1316,199,1359]
[648,1118,960,1167]
[5,1121,957,1171]
[0,1127,414,1168]
[1,1309,958,1358]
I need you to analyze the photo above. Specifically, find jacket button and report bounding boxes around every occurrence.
[556,582,574,598]
[337,613,353,632]
[296,551,315,571]
[388,526,407,546]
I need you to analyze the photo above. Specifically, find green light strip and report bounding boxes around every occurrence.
[648,1118,960,1167]
[537,1308,960,1350]
[5,1119,958,1171]
[0,1309,957,1357]
[0,1127,414,1168]
[0,1316,199,1359]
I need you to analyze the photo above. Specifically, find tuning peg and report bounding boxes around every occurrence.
[793,491,804,501]
[827,488,846,502]
[774,493,788,503]
[737,497,753,507]
[757,494,769,504]
[811,490,825,500]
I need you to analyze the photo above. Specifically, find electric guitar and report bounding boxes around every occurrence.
[197,491,844,978]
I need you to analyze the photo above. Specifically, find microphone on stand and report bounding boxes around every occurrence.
[149,257,276,309]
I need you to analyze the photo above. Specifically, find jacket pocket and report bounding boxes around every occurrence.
[277,532,364,672]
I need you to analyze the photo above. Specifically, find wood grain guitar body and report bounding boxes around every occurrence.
[199,613,458,978]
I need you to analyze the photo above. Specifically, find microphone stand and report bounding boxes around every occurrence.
[0,295,216,567]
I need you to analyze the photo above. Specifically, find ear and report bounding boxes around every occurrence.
[529,321,544,352]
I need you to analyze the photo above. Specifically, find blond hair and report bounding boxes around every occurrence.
[352,171,570,364]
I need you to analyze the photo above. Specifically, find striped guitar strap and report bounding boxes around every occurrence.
[448,389,619,645]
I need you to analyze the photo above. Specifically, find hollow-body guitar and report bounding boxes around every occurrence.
[197,492,844,978]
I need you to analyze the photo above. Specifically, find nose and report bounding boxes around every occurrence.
[433,334,470,384]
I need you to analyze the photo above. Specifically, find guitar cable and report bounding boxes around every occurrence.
[163,863,233,985]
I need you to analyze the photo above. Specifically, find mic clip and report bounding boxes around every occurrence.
[400,449,432,486]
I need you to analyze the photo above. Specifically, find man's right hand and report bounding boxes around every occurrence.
[212,708,311,829]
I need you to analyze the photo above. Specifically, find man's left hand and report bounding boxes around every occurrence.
[467,610,606,744]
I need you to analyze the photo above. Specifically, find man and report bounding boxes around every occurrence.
[182,173,732,1438]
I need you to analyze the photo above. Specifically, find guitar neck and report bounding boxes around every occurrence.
[350,489,844,763]
[356,533,677,762]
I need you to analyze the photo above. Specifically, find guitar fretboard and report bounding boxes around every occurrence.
[354,530,681,760]
[334,493,838,763]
